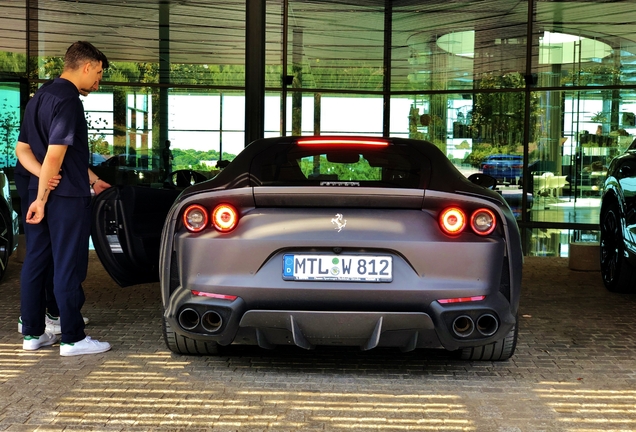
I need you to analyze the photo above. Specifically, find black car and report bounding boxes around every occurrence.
[600,148,636,291]
[92,136,523,360]
[0,170,20,283]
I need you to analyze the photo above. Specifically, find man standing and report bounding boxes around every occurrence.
[162,139,173,179]
[15,81,98,336]
[18,41,111,356]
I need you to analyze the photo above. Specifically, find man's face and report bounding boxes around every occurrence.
[83,60,103,94]
[79,81,99,97]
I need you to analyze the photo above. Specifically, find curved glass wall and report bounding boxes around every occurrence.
[3,0,636,255]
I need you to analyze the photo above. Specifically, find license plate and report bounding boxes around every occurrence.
[282,254,392,282]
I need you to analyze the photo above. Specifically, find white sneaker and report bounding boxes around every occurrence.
[60,336,111,357]
[23,331,60,351]
[19,314,90,335]
[45,314,61,334]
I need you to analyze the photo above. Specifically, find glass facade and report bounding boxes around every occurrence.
[3,0,636,255]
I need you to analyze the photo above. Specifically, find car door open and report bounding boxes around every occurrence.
[91,185,180,287]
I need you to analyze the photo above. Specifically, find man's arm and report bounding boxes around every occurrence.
[16,141,61,189]
[26,144,67,224]
[88,168,111,195]
[16,141,42,176]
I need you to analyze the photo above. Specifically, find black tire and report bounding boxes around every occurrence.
[459,318,518,361]
[162,315,220,355]
[600,202,636,293]
[0,208,11,284]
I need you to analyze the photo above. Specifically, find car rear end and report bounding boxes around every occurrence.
[159,137,522,358]
[481,155,523,183]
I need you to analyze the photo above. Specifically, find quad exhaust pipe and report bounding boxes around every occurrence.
[476,314,498,337]
[451,313,499,338]
[178,308,200,331]
[452,315,475,338]
[201,311,223,333]
[177,308,223,333]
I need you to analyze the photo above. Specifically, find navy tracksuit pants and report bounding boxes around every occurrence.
[20,191,92,343]
[14,171,59,317]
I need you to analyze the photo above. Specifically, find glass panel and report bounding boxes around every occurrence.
[0,1,26,75]
[168,90,244,170]
[525,228,600,258]
[286,1,385,91]
[534,3,636,88]
[392,1,529,91]
[527,89,634,225]
[0,82,20,169]
[285,94,384,137]
[266,1,284,89]
[25,1,246,86]
[87,87,247,187]
[390,90,529,219]
[265,93,282,137]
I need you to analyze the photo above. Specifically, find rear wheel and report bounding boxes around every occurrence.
[162,315,220,355]
[600,202,636,293]
[0,208,11,284]
[459,318,518,361]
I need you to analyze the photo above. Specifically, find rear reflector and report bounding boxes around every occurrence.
[438,296,486,304]
[297,138,388,146]
[191,290,237,301]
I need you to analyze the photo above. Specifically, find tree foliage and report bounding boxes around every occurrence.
[0,99,19,168]
[298,155,381,181]
[172,148,236,171]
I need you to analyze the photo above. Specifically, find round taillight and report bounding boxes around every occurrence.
[471,208,496,235]
[439,207,466,235]
[183,204,208,233]
[212,204,238,232]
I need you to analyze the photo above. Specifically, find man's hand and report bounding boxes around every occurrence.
[92,179,111,196]
[26,199,45,224]
[47,174,62,190]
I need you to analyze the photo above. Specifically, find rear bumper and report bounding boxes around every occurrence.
[164,288,515,352]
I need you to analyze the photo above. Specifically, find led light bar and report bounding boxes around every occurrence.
[297,138,388,146]
[438,295,486,304]
[191,290,237,301]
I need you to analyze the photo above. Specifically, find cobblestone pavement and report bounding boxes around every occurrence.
[1,252,636,431]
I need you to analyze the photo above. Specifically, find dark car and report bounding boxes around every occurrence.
[600,148,636,292]
[481,154,523,184]
[0,170,20,283]
[92,136,523,361]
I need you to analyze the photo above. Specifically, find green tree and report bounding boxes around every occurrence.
[0,100,20,168]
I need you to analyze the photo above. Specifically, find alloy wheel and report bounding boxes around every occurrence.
[600,206,622,290]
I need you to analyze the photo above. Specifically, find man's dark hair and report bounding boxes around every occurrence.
[64,41,109,70]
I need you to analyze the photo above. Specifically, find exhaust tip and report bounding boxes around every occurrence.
[178,308,200,331]
[476,314,499,337]
[452,315,475,338]
[201,310,223,333]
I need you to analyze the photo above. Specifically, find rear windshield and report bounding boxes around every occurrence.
[251,143,429,189]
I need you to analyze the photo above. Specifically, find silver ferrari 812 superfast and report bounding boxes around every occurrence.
[92,136,523,361]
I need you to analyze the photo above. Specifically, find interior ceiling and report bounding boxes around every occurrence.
[2,0,636,76]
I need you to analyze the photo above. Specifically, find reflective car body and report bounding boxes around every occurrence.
[0,170,19,282]
[600,146,636,292]
[481,154,523,184]
[92,136,523,360]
